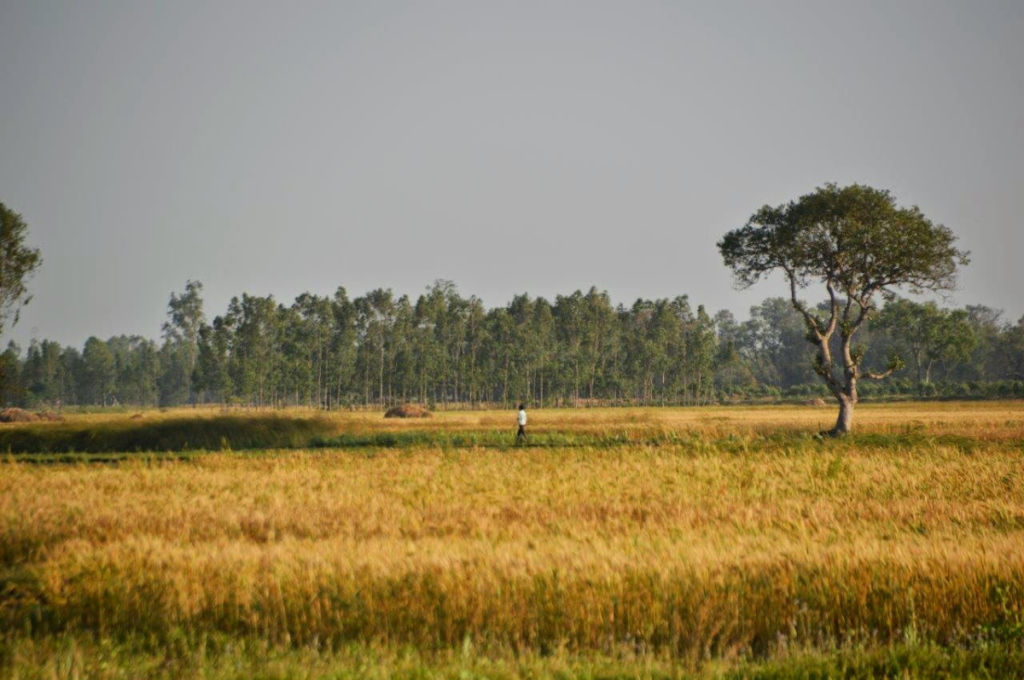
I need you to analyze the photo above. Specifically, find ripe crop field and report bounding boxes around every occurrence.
[1,402,1023,678]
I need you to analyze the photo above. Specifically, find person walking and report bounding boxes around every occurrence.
[516,403,528,444]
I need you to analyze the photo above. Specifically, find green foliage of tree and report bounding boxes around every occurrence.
[22,340,66,407]
[876,298,976,392]
[160,280,205,405]
[0,203,42,400]
[193,319,231,404]
[961,305,1005,381]
[0,203,42,338]
[108,335,161,406]
[0,341,24,405]
[82,337,116,407]
[719,183,969,434]
[1002,317,1024,380]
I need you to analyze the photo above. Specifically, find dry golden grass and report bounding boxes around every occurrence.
[1,402,1022,663]
[13,399,1022,432]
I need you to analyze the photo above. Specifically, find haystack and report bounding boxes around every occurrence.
[384,404,432,419]
[0,408,40,423]
[806,398,828,407]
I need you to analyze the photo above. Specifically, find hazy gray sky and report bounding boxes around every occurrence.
[1,1,1021,346]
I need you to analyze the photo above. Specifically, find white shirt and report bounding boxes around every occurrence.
[518,409,527,426]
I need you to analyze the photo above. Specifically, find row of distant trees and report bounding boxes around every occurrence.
[1,280,1022,409]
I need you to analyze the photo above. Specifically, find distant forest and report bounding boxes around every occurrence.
[2,280,1023,409]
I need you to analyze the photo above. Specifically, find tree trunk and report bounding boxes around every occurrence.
[831,396,854,436]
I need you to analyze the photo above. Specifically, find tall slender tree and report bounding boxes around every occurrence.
[160,281,205,404]
[82,337,116,406]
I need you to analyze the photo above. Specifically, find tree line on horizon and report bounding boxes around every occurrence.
[1,280,1022,410]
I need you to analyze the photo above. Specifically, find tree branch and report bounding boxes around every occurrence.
[786,267,823,340]
[861,367,897,381]
[825,279,840,340]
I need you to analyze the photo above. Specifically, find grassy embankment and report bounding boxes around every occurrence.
[1,402,1022,678]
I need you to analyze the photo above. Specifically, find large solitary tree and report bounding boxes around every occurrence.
[718,183,968,434]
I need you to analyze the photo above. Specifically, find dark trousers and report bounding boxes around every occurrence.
[516,425,527,442]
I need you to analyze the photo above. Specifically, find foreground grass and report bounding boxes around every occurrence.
[1,403,1022,677]
[3,637,1024,679]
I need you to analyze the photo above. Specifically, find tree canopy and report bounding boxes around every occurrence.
[0,202,42,338]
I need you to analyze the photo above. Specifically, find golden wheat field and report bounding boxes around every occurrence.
[1,402,1023,678]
